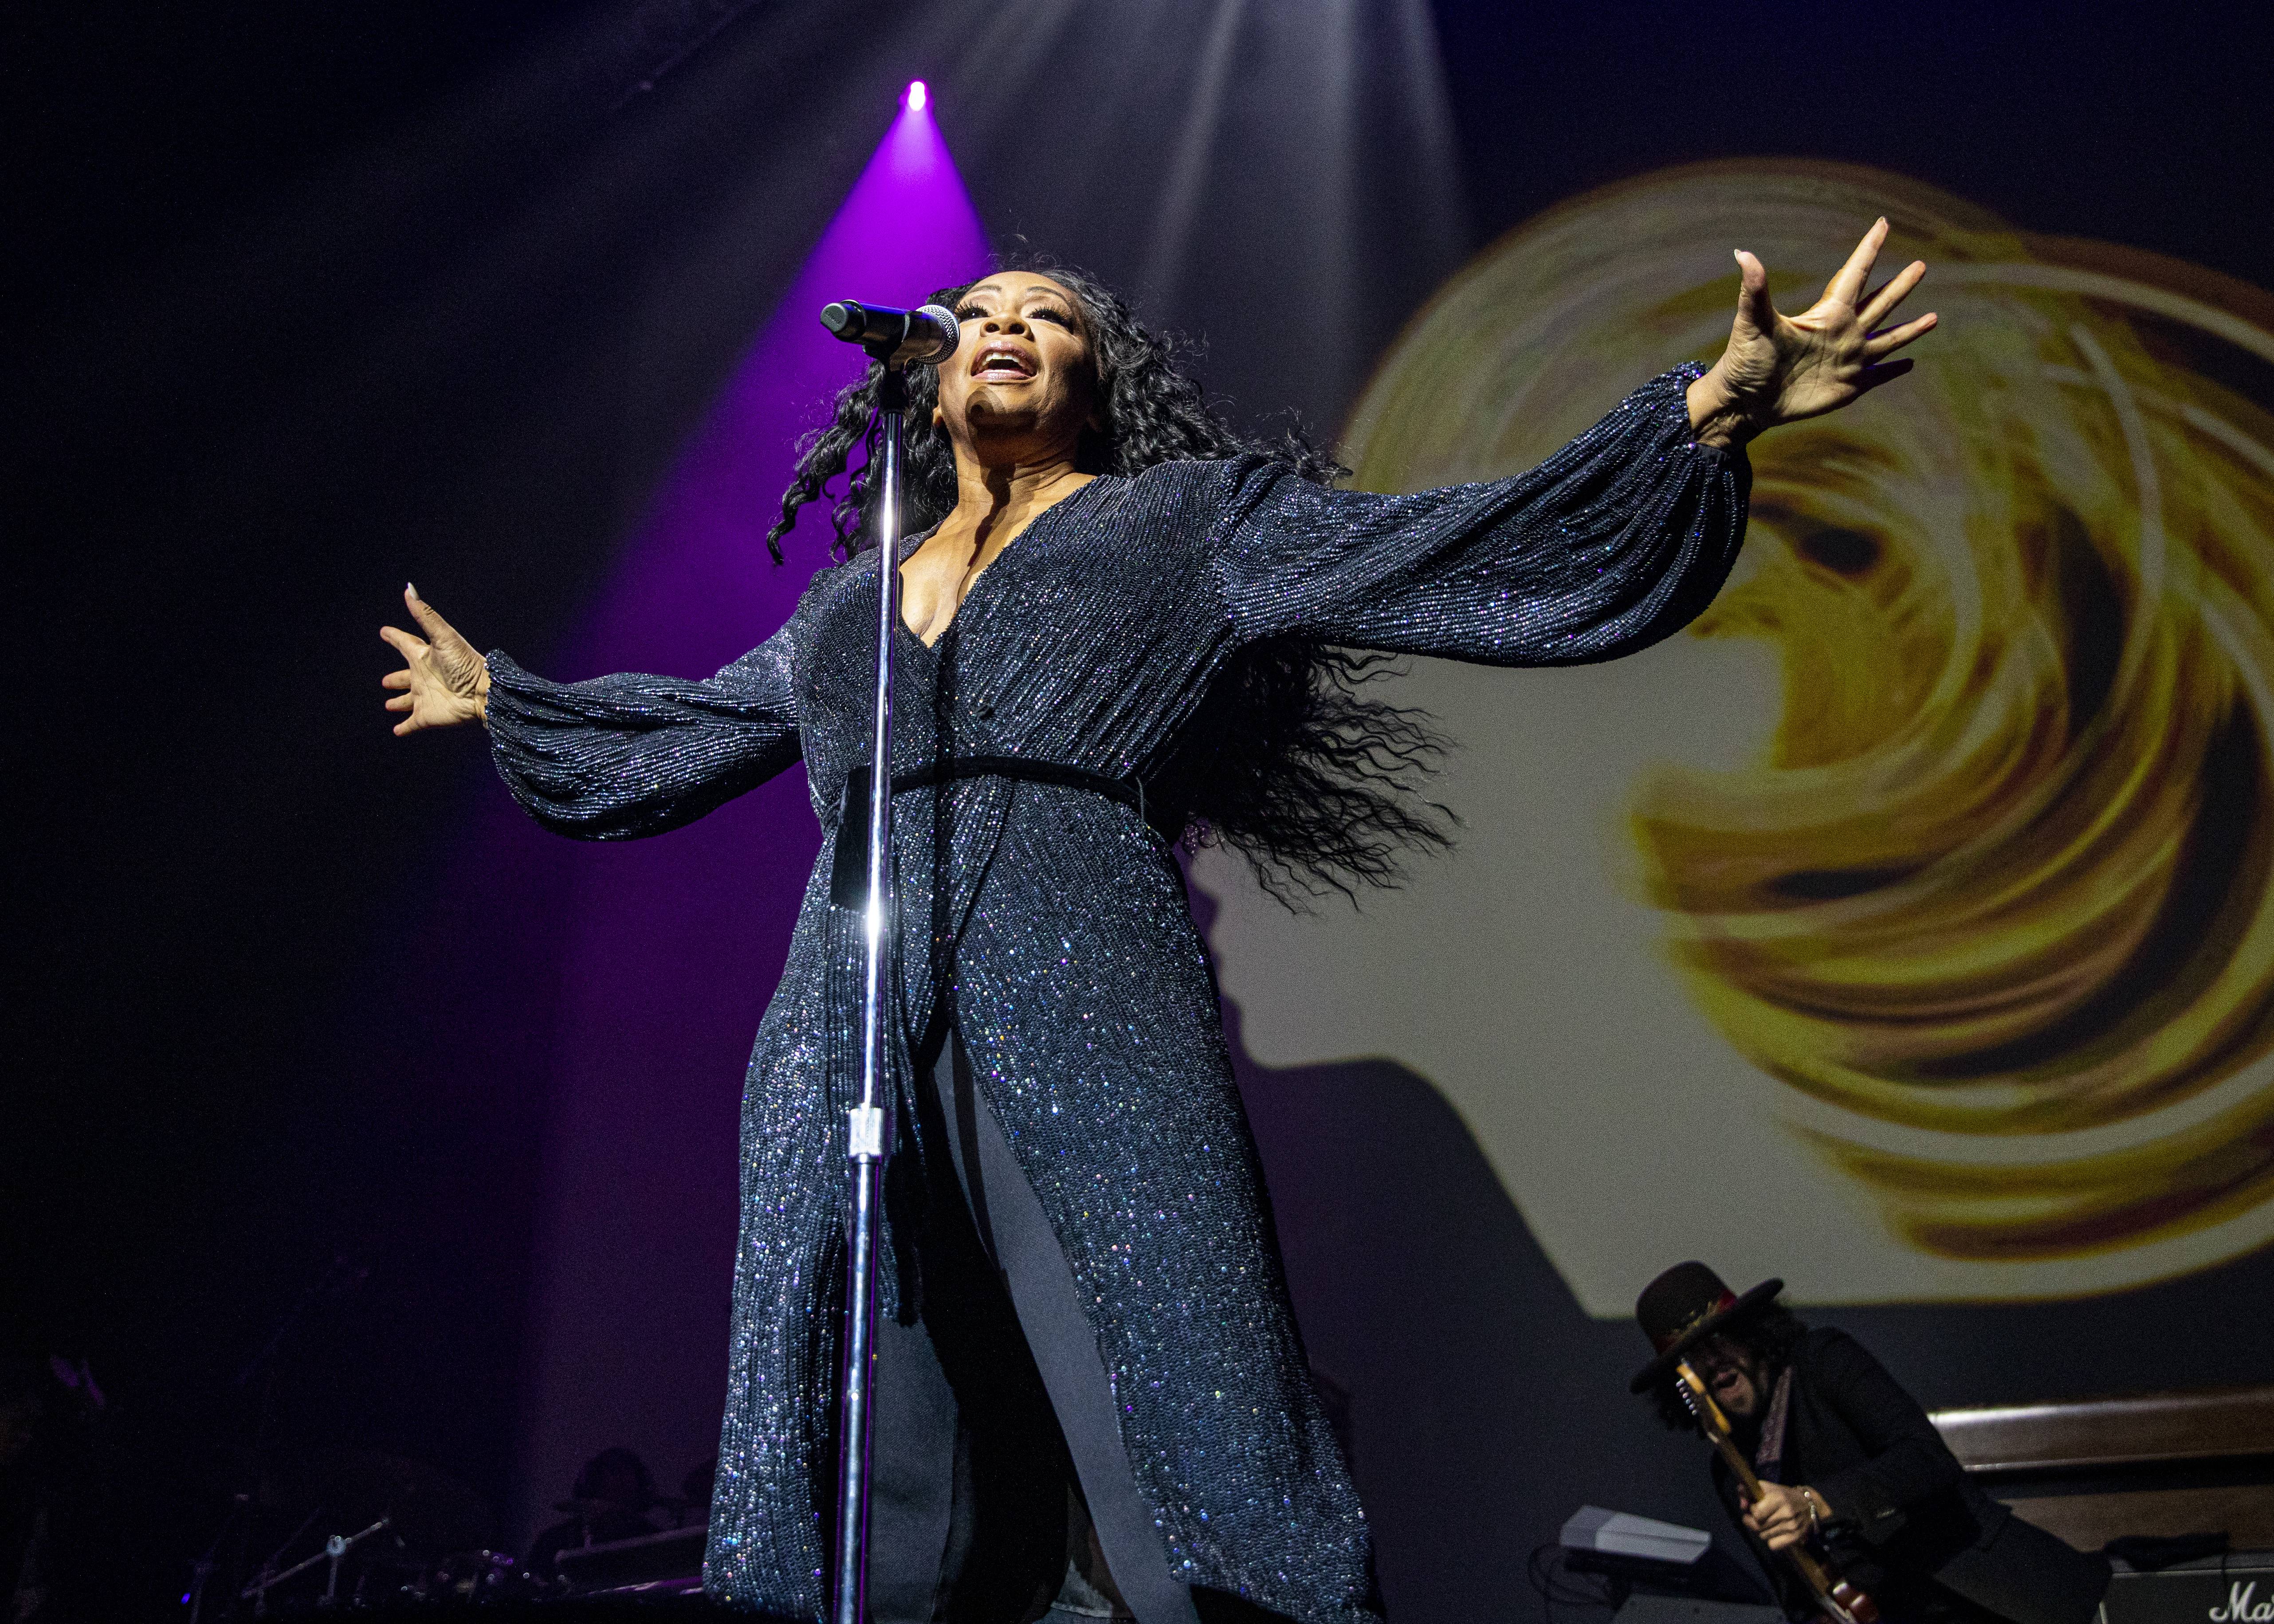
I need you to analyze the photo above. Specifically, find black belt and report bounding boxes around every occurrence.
[829,755,1159,908]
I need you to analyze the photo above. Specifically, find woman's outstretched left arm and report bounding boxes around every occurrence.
[1214,219,1931,665]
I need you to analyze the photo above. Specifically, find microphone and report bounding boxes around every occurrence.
[819,300,961,365]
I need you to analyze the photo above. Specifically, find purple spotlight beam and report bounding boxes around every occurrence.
[597,85,988,676]
[504,90,989,1559]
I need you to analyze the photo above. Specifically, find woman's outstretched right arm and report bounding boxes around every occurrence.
[379,584,802,840]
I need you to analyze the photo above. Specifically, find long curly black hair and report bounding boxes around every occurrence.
[765,259,1453,906]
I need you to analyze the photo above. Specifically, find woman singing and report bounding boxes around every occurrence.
[381,224,1933,1624]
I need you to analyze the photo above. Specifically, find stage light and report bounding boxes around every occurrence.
[907,80,927,112]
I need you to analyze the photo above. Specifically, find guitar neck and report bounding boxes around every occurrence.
[1678,1362,1854,1617]
[1706,1424,1763,1495]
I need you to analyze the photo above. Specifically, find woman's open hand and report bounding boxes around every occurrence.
[1687,217,1936,451]
[380,584,490,734]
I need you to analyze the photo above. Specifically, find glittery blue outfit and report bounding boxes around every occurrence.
[484,367,1747,1621]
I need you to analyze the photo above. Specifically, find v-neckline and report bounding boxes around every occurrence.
[897,476,1109,649]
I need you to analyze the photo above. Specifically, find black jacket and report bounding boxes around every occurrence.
[1710,1329,2109,1624]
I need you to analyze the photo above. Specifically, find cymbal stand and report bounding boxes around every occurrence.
[185,1493,249,1624]
[240,1514,388,1613]
[242,1508,319,1618]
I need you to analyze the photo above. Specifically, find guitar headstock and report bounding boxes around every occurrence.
[1674,1360,1732,1440]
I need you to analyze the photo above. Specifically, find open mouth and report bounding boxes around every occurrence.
[972,342,1037,382]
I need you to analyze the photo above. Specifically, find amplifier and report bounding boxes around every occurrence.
[2105,1554,2274,1624]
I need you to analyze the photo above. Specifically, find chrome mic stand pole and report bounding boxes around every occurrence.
[819,296,957,1624]
[833,353,903,1624]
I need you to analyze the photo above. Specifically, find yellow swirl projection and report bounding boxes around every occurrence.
[1343,162,2274,1267]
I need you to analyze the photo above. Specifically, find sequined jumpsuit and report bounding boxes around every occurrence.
[484,367,1749,1623]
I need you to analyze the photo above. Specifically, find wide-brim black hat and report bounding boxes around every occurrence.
[1628,1261,1783,1393]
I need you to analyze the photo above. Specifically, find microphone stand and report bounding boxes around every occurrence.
[834,346,910,1624]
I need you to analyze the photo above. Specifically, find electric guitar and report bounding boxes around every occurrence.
[1674,1360,1880,1624]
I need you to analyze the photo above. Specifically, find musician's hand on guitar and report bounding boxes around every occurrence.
[1744,1483,1815,1552]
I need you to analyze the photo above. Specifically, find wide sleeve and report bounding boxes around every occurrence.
[1801,1329,1967,1544]
[482,627,802,841]
[1210,365,1748,665]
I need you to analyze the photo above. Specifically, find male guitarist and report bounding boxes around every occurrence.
[1629,1263,2109,1624]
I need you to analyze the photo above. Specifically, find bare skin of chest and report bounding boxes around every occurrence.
[899,469,1093,647]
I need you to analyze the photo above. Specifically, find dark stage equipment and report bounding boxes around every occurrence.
[2105,1552,2274,1624]
[554,1525,709,1596]
[240,1517,392,1613]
